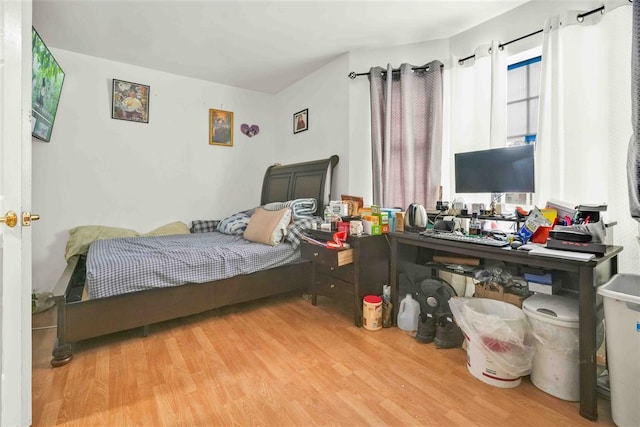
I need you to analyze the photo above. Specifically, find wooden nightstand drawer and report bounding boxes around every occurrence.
[300,243,353,267]
[315,263,355,283]
[313,274,354,299]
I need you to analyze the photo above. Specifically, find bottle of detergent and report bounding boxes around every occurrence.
[397,294,420,331]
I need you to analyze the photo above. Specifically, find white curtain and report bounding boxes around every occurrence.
[447,40,507,201]
[537,1,637,272]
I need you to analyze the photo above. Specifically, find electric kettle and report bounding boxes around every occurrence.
[406,203,427,228]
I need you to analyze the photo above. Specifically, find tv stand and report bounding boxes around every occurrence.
[388,231,622,421]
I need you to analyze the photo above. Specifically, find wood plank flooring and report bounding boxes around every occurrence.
[32,294,615,426]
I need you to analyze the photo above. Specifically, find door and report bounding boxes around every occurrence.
[0,0,33,425]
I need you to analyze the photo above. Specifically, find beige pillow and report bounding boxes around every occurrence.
[243,208,292,246]
[143,221,191,237]
[65,225,139,261]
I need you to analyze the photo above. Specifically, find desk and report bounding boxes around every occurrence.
[389,231,622,421]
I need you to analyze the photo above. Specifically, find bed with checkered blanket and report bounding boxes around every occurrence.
[51,155,338,367]
[86,233,302,299]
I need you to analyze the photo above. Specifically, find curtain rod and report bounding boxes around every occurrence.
[347,63,443,80]
[348,1,629,78]
[457,1,627,65]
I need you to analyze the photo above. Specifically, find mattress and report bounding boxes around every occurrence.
[86,232,300,299]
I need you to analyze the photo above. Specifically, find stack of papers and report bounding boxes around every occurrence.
[528,247,595,262]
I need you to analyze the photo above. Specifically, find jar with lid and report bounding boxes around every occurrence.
[469,213,482,236]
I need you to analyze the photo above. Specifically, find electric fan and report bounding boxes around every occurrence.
[416,277,463,348]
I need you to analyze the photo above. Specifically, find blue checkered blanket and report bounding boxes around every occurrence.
[86,232,300,299]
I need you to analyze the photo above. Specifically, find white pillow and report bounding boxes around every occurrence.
[243,208,292,246]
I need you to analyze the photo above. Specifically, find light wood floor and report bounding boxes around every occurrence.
[32,294,615,426]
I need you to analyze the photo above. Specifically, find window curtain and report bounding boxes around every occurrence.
[447,41,506,202]
[369,60,443,209]
[629,0,640,220]
[537,0,636,272]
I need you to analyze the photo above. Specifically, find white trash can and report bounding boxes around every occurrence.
[598,274,640,427]
[523,294,603,402]
[449,298,534,388]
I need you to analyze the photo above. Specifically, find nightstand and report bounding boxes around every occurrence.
[299,234,390,326]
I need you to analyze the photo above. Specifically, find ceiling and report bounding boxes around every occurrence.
[33,0,530,94]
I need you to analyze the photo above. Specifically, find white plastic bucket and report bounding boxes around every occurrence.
[465,337,522,388]
[450,298,533,387]
[598,274,640,427]
[523,294,581,401]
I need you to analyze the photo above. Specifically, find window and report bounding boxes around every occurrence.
[504,54,541,205]
[507,56,541,146]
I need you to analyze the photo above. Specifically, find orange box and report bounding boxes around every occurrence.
[531,225,552,244]
[363,215,379,224]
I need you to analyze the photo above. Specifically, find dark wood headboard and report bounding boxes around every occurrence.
[261,155,339,216]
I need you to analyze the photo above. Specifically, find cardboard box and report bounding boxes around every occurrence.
[381,224,390,234]
[363,215,379,224]
[395,212,405,232]
[474,282,527,308]
[363,220,381,235]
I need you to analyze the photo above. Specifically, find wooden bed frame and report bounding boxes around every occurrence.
[51,155,339,367]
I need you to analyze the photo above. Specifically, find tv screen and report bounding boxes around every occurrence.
[455,144,535,194]
[31,28,65,142]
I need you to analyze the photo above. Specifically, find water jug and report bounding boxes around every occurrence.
[397,294,420,331]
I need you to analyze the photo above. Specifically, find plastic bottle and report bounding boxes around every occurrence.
[324,206,332,224]
[397,294,420,331]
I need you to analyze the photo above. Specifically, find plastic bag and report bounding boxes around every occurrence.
[449,297,535,377]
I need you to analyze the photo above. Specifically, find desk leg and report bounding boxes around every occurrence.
[390,237,398,326]
[579,265,597,421]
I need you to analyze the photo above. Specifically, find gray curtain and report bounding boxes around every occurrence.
[369,60,443,209]
[629,0,640,220]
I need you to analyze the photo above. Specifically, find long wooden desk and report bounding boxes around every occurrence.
[389,231,622,421]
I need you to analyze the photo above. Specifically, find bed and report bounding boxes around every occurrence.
[51,155,339,367]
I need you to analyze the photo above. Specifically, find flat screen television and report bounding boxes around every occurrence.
[31,27,65,142]
[454,144,535,194]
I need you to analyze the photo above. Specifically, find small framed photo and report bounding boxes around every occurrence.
[111,79,150,123]
[293,108,308,134]
[209,109,234,146]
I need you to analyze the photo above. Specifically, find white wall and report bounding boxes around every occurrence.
[32,49,278,292]
[274,53,351,200]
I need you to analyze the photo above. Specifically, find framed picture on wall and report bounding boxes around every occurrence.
[209,109,234,146]
[111,79,150,123]
[293,108,308,134]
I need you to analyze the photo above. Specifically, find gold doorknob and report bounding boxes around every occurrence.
[0,211,18,227]
[22,212,40,227]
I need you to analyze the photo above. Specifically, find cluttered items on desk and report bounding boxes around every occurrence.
[512,201,613,258]
[473,266,532,308]
[318,197,402,236]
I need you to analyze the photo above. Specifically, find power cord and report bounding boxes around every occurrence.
[32,325,57,331]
